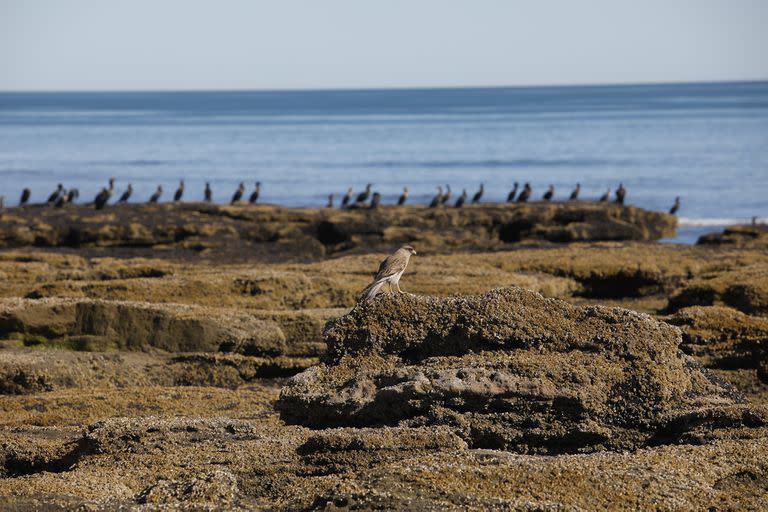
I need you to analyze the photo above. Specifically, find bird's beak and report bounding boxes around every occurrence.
[412,249,417,255]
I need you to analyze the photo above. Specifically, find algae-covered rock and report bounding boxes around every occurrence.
[279,288,762,454]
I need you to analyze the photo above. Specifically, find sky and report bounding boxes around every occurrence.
[1,0,767,91]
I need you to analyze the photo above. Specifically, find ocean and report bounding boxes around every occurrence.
[1,81,767,244]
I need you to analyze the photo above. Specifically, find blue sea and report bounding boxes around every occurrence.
[1,81,767,243]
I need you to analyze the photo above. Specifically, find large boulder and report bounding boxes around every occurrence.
[278,288,763,454]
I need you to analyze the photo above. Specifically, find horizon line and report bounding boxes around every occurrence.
[1,78,767,95]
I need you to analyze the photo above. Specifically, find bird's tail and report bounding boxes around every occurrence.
[360,278,388,302]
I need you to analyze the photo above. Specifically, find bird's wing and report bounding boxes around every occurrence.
[373,250,408,280]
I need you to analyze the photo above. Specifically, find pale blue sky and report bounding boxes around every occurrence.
[1,0,766,91]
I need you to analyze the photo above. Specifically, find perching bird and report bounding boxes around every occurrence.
[47,184,63,204]
[231,182,245,204]
[148,185,163,203]
[174,180,185,202]
[326,193,334,208]
[440,184,452,205]
[517,183,532,203]
[455,189,468,208]
[471,183,484,204]
[355,184,372,204]
[204,182,212,203]
[569,183,580,201]
[249,182,261,204]
[341,187,353,208]
[360,245,417,301]
[542,185,555,201]
[118,184,133,203]
[507,182,519,202]
[397,187,409,206]
[20,188,31,205]
[669,196,681,215]
[615,183,626,205]
[66,189,79,204]
[370,192,381,209]
[429,186,444,208]
[598,187,610,202]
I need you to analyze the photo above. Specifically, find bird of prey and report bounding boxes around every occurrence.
[569,183,580,201]
[397,187,409,205]
[360,245,417,301]
[669,196,680,215]
[341,187,353,208]
[542,185,554,201]
[118,184,133,203]
[174,180,185,202]
[249,182,261,204]
[615,183,626,205]
[507,182,519,202]
[429,186,443,208]
[598,187,610,202]
[231,182,245,204]
[355,183,372,204]
[204,182,212,202]
[471,183,484,204]
[455,189,468,208]
[47,184,63,204]
[20,188,31,205]
[516,183,531,203]
[148,185,163,203]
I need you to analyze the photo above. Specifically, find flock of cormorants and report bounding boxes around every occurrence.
[2,179,683,214]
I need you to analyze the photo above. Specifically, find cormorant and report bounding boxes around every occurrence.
[94,187,110,210]
[231,182,245,204]
[204,182,212,203]
[569,183,580,201]
[507,182,519,202]
[148,185,163,203]
[397,187,409,206]
[440,184,451,205]
[66,189,79,203]
[516,183,532,203]
[118,184,133,203]
[174,180,184,202]
[355,183,372,204]
[249,182,261,204]
[370,192,381,209]
[326,193,334,208]
[598,188,610,202]
[471,183,484,204]
[455,189,468,208]
[429,186,444,208]
[20,188,31,205]
[542,185,554,201]
[669,196,680,215]
[47,184,63,204]
[54,190,68,208]
[341,187,353,208]
[94,178,115,209]
[615,183,626,205]
[0,196,4,209]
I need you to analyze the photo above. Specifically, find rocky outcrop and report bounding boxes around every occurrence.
[0,202,676,261]
[667,264,768,315]
[0,297,286,355]
[698,223,768,248]
[279,288,763,454]
[667,306,768,382]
